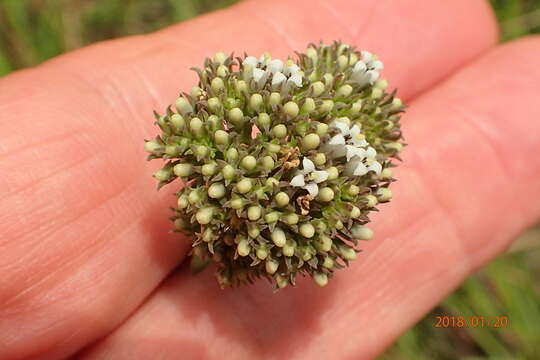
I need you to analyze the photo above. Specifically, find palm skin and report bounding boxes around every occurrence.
[1,0,540,359]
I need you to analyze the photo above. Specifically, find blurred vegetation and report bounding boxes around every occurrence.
[1,0,539,358]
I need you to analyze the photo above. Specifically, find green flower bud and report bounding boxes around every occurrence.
[351,225,374,240]
[230,197,244,209]
[194,145,209,158]
[248,226,260,238]
[257,113,271,127]
[301,98,316,114]
[222,164,235,180]
[350,100,363,115]
[249,93,264,111]
[316,123,329,137]
[271,227,286,247]
[177,195,189,209]
[299,223,315,238]
[375,79,388,90]
[237,238,251,257]
[247,205,262,220]
[284,101,299,118]
[267,143,281,153]
[272,124,287,139]
[322,257,334,269]
[336,84,353,98]
[208,182,226,199]
[174,163,192,177]
[314,272,328,287]
[335,220,344,230]
[311,81,325,97]
[189,117,204,136]
[371,88,383,99]
[387,142,403,153]
[241,155,257,170]
[213,51,227,64]
[165,145,180,157]
[340,246,357,261]
[274,192,289,207]
[153,168,172,182]
[188,190,202,204]
[391,97,402,110]
[269,92,281,106]
[257,246,268,260]
[196,207,214,224]
[175,97,193,115]
[319,99,334,113]
[376,187,393,202]
[261,156,275,171]
[266,259,279,274]
[282,240,296,257]
[236,178,252,194]
[264,211,280,224]
[306,47,318,62]
[208,97,222,113]
[326,167,339,180]
[265,177,279,188]
[350,205,361,218]
[337,55,349,70]
[225,147,239,161]
[144,140,162,154]
[365,194,378,207]
[211,77,225,93]
[216,65,228,78]
[347,184,360,196]
[284,213,299,225]
[191,86,203,98]
[316,235,332,252]
[317,187,334,202]
[202,227,214,242]
[323,73,334,86]
[302,133,320,150]
[214,129,229,145]
[380,168,393,179]
[235,79,248,93]
[313,153,326,166]
[170,114,186,130]
[174,218,188,230]
[276,274,289,288]
[228,107,244,125]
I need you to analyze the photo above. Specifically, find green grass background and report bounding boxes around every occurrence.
[1,0,539,358]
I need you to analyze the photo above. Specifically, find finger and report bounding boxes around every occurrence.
[0,0,497,359]
[80,37,540,360]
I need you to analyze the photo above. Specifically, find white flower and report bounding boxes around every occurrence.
[287,73,303,87]
[350,51,384,86]
[253,68,268,87]
[284,64,300,75]
[267,59,284,74]
[346,146,383,176]
[272,71,287,86]
[326,122,368,160]
[242,56,258,68]
[290,158,329,197]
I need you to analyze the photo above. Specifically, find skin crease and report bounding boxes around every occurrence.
[0,0,539,358]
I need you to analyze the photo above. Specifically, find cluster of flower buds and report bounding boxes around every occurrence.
[144,41,404,289]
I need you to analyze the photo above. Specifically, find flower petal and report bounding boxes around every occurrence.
[253,68,266,83]
[333,121,350,136]
[328,134,346,145]
[290,174,305,187]
[304,183,319,197]
[361,51,373,63]
[302,158,316,173]
[312,170,329,183]
[285,64,300,75]
[243,56,258,68]
[366,146,377,158]
[372,60,384,71]
[267,59,284,74]
[366,70,379,84]
[368,161,382,175]
[272,72,287,86]
[349,125,361,138]
[288,73,303,87]
[345,145,366,161]
[353,60,367,73]
[353,162,368,176]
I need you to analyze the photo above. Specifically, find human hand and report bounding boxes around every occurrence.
[1,0,539,359]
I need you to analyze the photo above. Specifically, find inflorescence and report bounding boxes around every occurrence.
[144,42,405,289]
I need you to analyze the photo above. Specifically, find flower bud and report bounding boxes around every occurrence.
[235,79,248,93]
[249,93,264,111]
[247,205,262,220]
[311,81,325,96]
[375,79,388,90]
[322,257,334,269]
[299,223,315,238]
[284,213,299,225]
[213,51,227,64]
[365,194,378,207]
[153,168,172,182]
[376,187,393,202]
[214,129,229,145]
[380,168,393,179]
[265,177,279,188]
[274,192,289,207]
[208,97,222,113]
[228,107,244,125]
[313,153,326,166]
[188,190,202,204]
[236,178,252,194]
[350,205,361,218]
[175,97,193,115]
[323,73,334,86]
[302,133,320,150]
[282,240,296,257]
[314,272,328,287]
[336,84,353,97]
[391,97,402,110]
[337,55,349,70]
[222,164,235,180]
[267,143,281,153]
[174,163,192,177]
[194,145,209,158]
[165,145,180,157]
[271,227,286,247]
[316,123,329,137]
[316,235,332,252]
[144,140,162,154]
[264,211,280,224]
[351,225,374,240]
[237,238,251,257]
[317,187,334,202]
[284,101,299,118]
[301,98,316,114]
[386,142,403,153]
[248,226,260,238]
[371,88,383,99]
[202,228,214,242]
[350,100,363,115]
[257,246,269,260]
[225,147,238,161]
[230,197,244,209]
[347,184,360,196]
[211,77,225,93]
[266,259,279,274]
[269,92,281,106]
[191,86,203,98]
[170,114,185,130]
[257,113,271,127]
[208,182,226,199]
[261,156,275,171]
[196,207,214,224]
[241,155,257,170]
[177,195,189,209]
[216,65,228,78]
[306,47,318,62]
[189,117,204,136]
[272,124,287,139]
[326,166,339,181]
[276,274,289,288]
[340,246,357,261]
[319,99,334,113]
